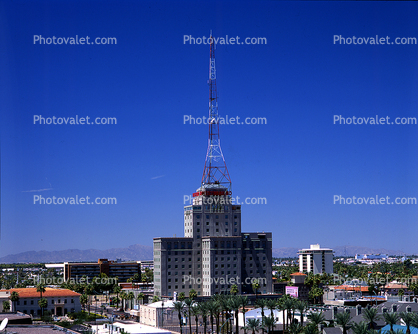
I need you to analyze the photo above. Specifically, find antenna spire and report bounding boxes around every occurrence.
[201,34,231,192]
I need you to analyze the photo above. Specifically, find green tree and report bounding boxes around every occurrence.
[191,304,201,334]
[336,312,352,334]
[36,283,46,316]
[295,300,308,327]
[252,281,260,300]
[263,315,277,333]
[362,308,380,330]
[178,292,186,301]
[207,300,220,334]
[80,294,88,312]
[229,295,242,334]
[288,323,304,334]
[400,312,416,334]
[142,268,154,283]
[137,292,145,305]
[127,291,135,310]
[383,312,399,333]
[309,287,324,304]
[256,299,267,334]
[152,295,160,303]
[184,298,194,334]
[307,312,325,331]
[120,291,127,311]
[189,289,197,300]
[10,291,19,312]
[243,318,261,334]
[351,322,369,334]
[2,300,10,312]
[199,302,209,334]
[113,285,121,308]
[239,296,249,334]
[174,301,185,334]
[230,284,239,295]
[38,298,48,317]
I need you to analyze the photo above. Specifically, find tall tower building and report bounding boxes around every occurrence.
[153,37,272,297]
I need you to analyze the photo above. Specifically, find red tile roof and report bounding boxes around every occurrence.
[334,285,369,292]
[1,288,81,298]
[291,272,307,276]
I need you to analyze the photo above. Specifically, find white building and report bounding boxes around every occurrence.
[298,244,333,274]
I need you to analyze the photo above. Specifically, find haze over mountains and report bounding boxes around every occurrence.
[0,244,408,264]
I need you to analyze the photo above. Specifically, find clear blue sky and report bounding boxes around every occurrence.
[1,1,418,257]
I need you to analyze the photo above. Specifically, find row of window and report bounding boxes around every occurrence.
[18,299,74,305]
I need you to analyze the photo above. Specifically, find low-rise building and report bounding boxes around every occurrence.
[1,288,81,316]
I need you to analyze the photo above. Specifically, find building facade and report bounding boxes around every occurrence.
[63,258,140,283]
[298,244,333,274]
[154,189,272,297]
[2,288,81,316]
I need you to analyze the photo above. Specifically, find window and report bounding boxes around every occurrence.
[24,301,27,305]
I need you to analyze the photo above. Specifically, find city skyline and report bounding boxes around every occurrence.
[2,1,418,257]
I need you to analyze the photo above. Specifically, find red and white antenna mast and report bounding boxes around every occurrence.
[201,35,231,193]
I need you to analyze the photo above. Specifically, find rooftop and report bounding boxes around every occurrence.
[1,288,81,298]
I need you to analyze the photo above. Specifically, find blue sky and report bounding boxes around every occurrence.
[1,1,418,257]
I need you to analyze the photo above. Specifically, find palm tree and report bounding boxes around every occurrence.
[277,296,287,332]
[304,323,318,334]
[137,292,145,305]
[335,312,352,334]
[283,297,295,330]
[307,312,325,333]
[263,316,276,333]
[363,308,380,330]
[230,284,239,295]
[295,300,308,327]
[229,295,242,334]
[80,294,88,312]
[265,299,277,321]
[38,298,48,318]
[179,292,186,301]
[9,291,19,312]
[206,300,219,333]
[351,321,368,334]
[253,281,261,301]
[239,296,249,334]
[191,304,201,334]
[127,291,135,310]
[288,322,304,334]
[119,291,127,311]
[184,298,194,334]
[243,318,261,334]
[174,301,185,334]
[189,289,198,300]
[400,312,416,334]
[36,283,46,316]
[113,285,121,309]
[383,312,399,333]
[256,299,267,334]
[199,302,209,334]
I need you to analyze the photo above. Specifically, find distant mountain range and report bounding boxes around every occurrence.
[0,244,409,264]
